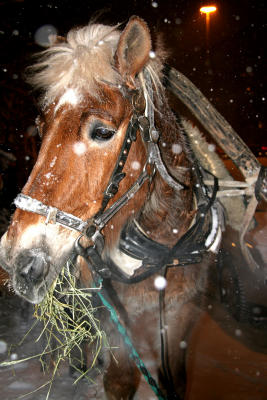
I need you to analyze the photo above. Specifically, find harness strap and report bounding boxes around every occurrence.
[96,115,139,215]
[14,193,88,233]
[13,168,150,237]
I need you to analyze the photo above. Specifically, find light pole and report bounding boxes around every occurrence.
[200,5,217,53]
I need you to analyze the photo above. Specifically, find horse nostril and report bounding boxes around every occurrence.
[17,251,47,283]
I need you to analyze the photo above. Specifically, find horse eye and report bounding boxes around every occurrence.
[91,126,115,141]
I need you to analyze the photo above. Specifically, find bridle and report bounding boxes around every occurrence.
[14,70,185,247]
[14,68,221,282]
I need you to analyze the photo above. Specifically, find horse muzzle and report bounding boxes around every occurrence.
[12,249,50,303]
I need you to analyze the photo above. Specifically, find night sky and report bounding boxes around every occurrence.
[0,0,266,193]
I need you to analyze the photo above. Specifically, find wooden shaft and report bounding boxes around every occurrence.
[164,66,260,181]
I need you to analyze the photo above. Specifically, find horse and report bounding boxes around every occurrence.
[0,16,227,399]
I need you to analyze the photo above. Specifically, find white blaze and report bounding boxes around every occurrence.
[55,88,81,113]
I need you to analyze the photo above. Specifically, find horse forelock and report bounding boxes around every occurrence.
[28,22,165,110]
[28,24,122,106]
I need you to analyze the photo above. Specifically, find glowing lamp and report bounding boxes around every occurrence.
[200,5,217,52]
[200,6,217,13]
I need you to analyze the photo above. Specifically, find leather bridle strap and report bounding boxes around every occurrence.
[14,167,150,236]
[96,114,140,216]
[13,67,185,240]
[14,193,89,233]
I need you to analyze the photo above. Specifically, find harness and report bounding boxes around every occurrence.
[13,68,223,400]
[14,70,222,279]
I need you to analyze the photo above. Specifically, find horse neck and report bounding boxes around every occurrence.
[138,99,195,247]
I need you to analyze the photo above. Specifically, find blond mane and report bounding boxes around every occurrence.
[28,22,164,107]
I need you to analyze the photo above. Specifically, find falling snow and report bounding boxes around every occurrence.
[171,143,182,154]
[154,276,167,290]
[235,329,242,337]
[34,24,57,47]
[208,144,216,152]
[131,161,141,170]
[73,142,87,155]
[0,340,7,354]
[179,341,187,349]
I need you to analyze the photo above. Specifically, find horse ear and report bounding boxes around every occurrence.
[116,16,151,88]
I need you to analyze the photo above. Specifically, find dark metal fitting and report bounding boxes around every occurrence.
[98,268,111,278]
[150,129,159,143]
[86,224,97,238]
[74,235,87,257]
[129,117,139,141]
[138,116,150,142]
[107,182,119,196]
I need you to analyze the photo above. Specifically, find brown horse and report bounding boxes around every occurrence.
[0,17,225,399]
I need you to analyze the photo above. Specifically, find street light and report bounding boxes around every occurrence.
[200,6,217,13]
[200,5,217,51]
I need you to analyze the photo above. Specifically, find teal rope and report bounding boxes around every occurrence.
[95,279,166,400]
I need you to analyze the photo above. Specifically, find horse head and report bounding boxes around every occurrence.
[0,17,193,304]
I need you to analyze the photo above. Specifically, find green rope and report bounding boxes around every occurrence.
[95,279,166,400]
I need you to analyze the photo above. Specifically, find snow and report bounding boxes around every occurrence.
[154,276,167,290]
[179,341,187,349]
[235,329,242,337]
[131,161,141,170]
[44,172,52,179]
[208,144,216,152]
[34,24,57,47]
[73,142,87,155]
[0,340,7,354]
[171,143,182,154]
[49,156,57,168]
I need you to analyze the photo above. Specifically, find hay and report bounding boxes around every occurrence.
[1,262,109,399]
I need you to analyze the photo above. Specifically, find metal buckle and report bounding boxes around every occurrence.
[45,206,58,225]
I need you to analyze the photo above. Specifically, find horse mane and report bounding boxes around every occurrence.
[27,22,164,108]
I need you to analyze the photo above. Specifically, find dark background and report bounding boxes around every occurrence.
[0,0,266,199]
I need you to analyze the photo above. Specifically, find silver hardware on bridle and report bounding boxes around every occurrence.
[13,69,183,241]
